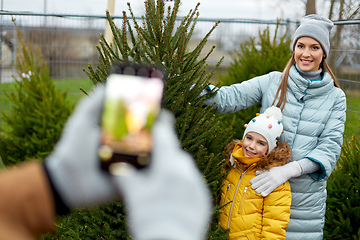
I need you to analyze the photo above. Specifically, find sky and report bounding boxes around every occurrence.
[2,0,306,21]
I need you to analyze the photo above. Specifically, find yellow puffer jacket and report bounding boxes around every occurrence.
[219,145,291,240]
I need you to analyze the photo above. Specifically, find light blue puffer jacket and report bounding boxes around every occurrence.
[205,65,346,240]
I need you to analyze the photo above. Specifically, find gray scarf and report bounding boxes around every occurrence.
[294,63,323,80]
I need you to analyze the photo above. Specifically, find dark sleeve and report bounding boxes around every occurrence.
[43,163,70,216]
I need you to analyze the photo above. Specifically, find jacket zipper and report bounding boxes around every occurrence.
[226,163,254,229]
[226,163,246,229]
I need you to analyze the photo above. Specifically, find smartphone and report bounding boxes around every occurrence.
[99,63,164,175]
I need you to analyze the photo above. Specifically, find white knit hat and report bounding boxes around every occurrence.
[292,14,334,58]
[243,106,283,152]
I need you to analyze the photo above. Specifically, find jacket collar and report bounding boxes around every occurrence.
[287,65,334,101]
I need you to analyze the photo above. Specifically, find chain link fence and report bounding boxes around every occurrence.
[0,11,359,136]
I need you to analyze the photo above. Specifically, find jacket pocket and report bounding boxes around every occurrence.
[221,183,232,213]
[224,183,231,201]
[238,187,248,214]
[221,183,231,205]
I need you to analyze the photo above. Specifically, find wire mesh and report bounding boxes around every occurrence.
[0,12,359,136]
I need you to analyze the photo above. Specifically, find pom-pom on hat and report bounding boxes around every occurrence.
[243,106,283,153]
[292,14,334,58]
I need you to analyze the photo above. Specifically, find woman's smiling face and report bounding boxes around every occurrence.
[294,37,325,72]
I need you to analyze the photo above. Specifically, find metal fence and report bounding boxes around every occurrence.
[0,12,294,81]
[0,11,359,136]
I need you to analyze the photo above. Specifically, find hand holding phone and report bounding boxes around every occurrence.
[99,64,164,174]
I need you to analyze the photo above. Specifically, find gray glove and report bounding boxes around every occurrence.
[45,84,212,239]
[45,84,117,208]
[118,109,212,240]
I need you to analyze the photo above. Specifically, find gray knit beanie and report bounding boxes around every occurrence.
[292,14,334,58]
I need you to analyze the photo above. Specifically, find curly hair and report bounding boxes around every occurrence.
[224,139,241,170]
[255,142,292,171]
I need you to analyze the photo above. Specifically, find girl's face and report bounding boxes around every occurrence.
[242,132,268,157]
[294,37,325,72]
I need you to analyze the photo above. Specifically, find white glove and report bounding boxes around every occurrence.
[45,84,212,239]
[250,161,302,197]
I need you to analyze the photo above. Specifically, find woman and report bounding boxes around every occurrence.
[204,14,346,240]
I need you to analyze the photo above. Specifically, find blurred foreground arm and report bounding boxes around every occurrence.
[0,161,55,240]
[0,84,212,240]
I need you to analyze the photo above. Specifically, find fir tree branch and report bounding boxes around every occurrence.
[171,92,183,114]
[203,153,214,175]
[179,102,190,142]
[106,11,124,59]
[121,11,129,61]
[196,145,204,166]
[144,0,156,42]
[99,34,121,62]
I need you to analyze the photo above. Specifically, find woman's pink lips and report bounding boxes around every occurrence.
[301,59,313,65]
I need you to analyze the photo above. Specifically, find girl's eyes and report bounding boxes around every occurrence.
[245,135,266,147]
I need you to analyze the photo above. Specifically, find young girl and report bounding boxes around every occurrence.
[220,106,292,240]
[204,15,346,240]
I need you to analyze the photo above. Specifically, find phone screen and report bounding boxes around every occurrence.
[99,67,164,175]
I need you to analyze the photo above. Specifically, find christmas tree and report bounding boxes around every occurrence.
[324,136,360,239]
[0,19,73,165]
[78,0,232,238]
